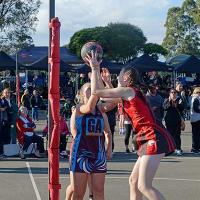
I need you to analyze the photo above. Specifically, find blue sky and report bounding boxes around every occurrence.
[32,0,183,46]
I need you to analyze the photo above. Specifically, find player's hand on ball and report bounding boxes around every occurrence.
[85,50,102,68]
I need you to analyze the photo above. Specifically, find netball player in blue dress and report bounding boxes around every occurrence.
[66,82,112,200]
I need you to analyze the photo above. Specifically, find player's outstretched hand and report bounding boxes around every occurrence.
[85,50,102,69]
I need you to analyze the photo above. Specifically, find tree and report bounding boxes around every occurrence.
[68,26,105,57]
[162,0,200,56]
[142,43,168,60]
[68,23,147,63]
[102,23,146,62]
[0,0,41,53]
[162,7,185,56]
[192,0,200,25]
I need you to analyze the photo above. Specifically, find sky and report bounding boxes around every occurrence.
[32,0,183,46]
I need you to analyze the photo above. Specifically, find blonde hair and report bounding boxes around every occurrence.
[19,106,28,114]
[193,87,200,95]
[1,88,10,98]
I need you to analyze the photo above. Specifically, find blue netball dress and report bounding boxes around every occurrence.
[70,107,106,173]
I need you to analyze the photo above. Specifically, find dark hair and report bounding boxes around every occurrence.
[121,66,149,91]
[170,88,177,93]
[121,66,140,87]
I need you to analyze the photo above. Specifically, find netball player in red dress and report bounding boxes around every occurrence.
[85,52,175,200]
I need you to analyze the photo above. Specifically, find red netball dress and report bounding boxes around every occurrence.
[123,88,175,156]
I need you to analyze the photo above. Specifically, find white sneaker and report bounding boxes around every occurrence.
[20,151,26,159]
[60,151,68,156]
[176,150,182,156]
[34,151,42,158]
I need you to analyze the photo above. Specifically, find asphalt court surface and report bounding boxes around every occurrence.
[0,121,200,200]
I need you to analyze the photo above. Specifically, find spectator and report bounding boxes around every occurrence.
[176,82,183,94]
[190,87,200,154]
[61,98,75,120]
[163,89,185,156]
[30,90,43,121]
[105,106,118,152]
[10,95,18,144]
[16,106,44,159]
[0,88,13,147]
[118,102,125,135]
[42,115,69,157]
[181,89,190,120]
[0,99,7,157]
[123,112,135,153]
[21,89,31,110]
[146,84,164,123]
[78,73,87,89]
[33,74,45,88]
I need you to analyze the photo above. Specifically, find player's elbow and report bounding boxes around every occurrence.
[92,89,99,97]
[87,103,96,113]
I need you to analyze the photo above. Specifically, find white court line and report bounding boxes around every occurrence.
[26,162,42,200]
[34,176,200,182]
[110,156,200,162]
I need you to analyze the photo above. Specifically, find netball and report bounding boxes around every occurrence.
[81,41,103,63]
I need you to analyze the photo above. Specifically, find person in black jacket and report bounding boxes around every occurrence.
[0,88,13,156]
[0,98,7,156]
[30,90,43,121]
[163,89,185,156]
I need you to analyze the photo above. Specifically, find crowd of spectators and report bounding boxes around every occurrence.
[1,70,200,159]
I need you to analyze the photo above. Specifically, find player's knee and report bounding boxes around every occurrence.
[73,187,85,199]
[129,175,138,187]
[138,183,150,194]
[93,185,104,197]
[73,191,84,200]
[66,184,74,193]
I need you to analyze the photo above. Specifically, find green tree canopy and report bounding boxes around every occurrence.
[191,0,200,25]
[162,0,200,57]
[68,23,147,63]
[142,43,168,60]
[0,0,41,53]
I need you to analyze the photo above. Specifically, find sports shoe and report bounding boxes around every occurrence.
[34,151,43,158]
[20,152,26,159]
[60,151,68,158]
[125,149,130,154]
[176,150,183,156]
[191,149,199,155]
[60,151,68,156]
[0,154,5,159]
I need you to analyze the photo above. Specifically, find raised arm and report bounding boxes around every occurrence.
[85,51,101,94]
[78,95,99,114]
[85,51,134,100]
[98,98,121,113]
